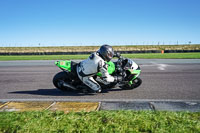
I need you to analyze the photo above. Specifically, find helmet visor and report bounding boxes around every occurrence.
[108,52,113,58]
[107,50,114,61]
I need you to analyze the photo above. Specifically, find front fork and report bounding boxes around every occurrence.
[127,69,141,85]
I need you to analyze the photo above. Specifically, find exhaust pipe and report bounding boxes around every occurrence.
[62,82,77,90]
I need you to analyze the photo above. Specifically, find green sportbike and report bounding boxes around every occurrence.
[53,53,142,92]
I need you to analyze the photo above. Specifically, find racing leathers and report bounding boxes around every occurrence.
[76,52,115,92]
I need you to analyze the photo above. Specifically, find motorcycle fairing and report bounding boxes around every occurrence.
[123,59,141,82]
[55,60,71,72]
[128,69,141,78]
[96,61,115,77]
[55,60,115,77]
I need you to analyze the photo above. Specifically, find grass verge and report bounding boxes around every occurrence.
[0,110,199,133]
[123,52,200,59]
[0,53,200,61]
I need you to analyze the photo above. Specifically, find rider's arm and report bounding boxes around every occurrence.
[98,61,115,82]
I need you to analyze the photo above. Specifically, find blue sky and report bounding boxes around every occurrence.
[0,0,200,47]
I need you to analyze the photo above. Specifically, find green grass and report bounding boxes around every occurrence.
[0,111,199,133]
[0,54,89,61]
[123,52,200,59]
[0,53,200,61]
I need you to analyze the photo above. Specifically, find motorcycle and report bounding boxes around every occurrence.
[53,53,142,92]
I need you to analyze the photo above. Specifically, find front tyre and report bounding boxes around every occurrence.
[120,77,142,90]
[53,72,71,91]
[132,77,142,88]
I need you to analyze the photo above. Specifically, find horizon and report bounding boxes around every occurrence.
[1,43,200,48]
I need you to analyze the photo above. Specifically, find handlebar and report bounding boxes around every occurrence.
[114,52,126,77]
[113,52,121,58]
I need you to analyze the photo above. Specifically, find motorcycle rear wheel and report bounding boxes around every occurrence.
[53,72,72,91]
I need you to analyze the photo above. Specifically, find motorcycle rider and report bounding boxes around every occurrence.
[76,44,117,93]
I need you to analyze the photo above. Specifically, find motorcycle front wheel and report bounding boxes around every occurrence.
[120,77,142,90]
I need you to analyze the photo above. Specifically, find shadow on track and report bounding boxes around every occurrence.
[9,87,124,96]
[9,88,96,96]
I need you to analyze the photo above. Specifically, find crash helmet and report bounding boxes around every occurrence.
[98,44,114,61]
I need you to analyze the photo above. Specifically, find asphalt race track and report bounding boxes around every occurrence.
[0,59,200,102]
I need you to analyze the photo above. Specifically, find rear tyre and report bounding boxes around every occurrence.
[53,72,71,91]
[120,77,142,90]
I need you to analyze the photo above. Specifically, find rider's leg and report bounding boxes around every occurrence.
[81,76,102,93]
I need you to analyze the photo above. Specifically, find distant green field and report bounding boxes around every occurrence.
[0,53,200,61]
[0,111,199,133]
[123,53,200,59]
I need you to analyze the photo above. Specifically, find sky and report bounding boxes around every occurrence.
[0,0,200,47]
